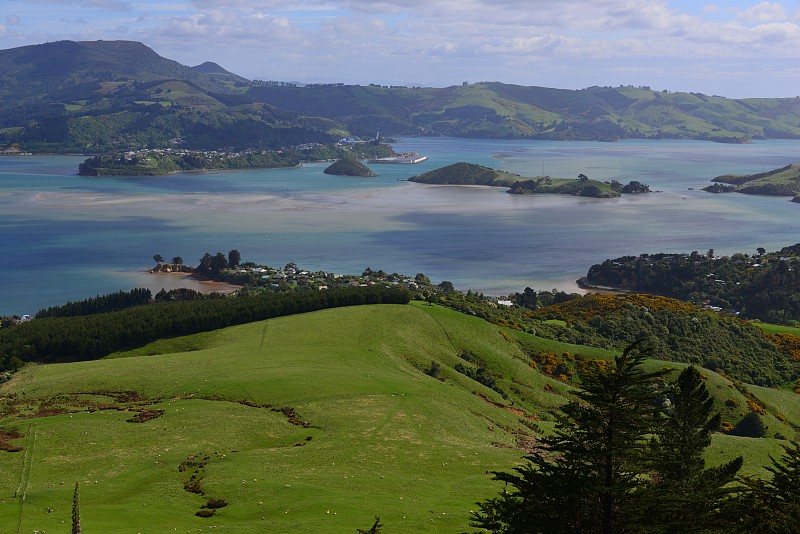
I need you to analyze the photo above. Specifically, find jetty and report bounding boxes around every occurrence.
[369,153,427,164]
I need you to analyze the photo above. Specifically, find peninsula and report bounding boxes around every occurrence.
[408,162,650,198]
[77,143,396,176]
[705,163,800,201]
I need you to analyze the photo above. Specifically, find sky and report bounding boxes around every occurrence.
[1,0,799,98]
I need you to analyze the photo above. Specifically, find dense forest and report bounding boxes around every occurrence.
[36,288,152,318]
[524,293,796,386]
[585,245,800,324]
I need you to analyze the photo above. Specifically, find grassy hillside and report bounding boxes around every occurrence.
[0,41,336,153]
[251,82,800,142]
[0,304,564,533]
[712,163,800,196]
[409,162,624,198]
[408,162,526,186]
[0,302,794,532]
[4,40,800,152]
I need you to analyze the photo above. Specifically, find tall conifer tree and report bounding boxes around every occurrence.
[471,341,665,534]
[632,366,742,533]
[72,481,81,534]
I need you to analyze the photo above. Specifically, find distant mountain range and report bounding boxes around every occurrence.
[2,40,800,153]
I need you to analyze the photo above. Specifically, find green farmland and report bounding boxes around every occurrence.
[0,303,795,532]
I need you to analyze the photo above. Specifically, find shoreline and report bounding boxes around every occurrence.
[146,271,243,295]
[576,277,630,295]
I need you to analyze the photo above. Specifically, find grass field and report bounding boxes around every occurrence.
[0,304,558,533]
[753,321,800,337]
[0,302,794,532]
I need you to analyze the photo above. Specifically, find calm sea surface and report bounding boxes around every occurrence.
[2,138,799,315]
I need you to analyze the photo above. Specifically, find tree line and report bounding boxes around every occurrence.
[36,288,152,319]
[0,286,411,369]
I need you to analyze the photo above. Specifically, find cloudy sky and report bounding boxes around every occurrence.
[1,0,799,98]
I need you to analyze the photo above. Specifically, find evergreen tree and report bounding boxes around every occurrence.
[471,340,665,534]
[210,252,228,273]
[72,481,81,534]
[656,366,720,481]
[228,249,241,269]
[632,366,743,533]
[198,252,213,274]
[730,411,767,438]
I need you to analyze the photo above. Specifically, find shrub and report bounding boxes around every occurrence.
[425,360,441,378]
[730,411,768,438]
[202,498,228,509]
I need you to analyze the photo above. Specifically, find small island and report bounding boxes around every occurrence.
[78,149,301,176]
[323,158,377,177]
[408,162,650,198]
[707,163,800,197]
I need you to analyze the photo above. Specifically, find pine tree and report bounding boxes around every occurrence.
[658,366,720,481]
[228,249,241,269]
[471,340,665,534]
[72,481,81,534]
[632,366,742,533]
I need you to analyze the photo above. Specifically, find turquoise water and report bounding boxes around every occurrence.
[2,138,800,315]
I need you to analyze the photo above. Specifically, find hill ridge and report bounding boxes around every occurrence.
[3,39,800,152]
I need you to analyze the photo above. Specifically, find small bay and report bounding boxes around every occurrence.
[2,138,800,315]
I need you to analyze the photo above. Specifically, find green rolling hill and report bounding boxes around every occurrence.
[3,40,800,153]
[0,302,794,532]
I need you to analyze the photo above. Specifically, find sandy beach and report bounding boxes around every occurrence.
[143,271,243,295]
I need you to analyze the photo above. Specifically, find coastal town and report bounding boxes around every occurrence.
[150,255,439,296]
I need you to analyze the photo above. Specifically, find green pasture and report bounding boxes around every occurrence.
[0,302,795,532]
[753,321,800,337]
[0,304,543,533]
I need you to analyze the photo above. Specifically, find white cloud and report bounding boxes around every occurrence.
[2,0,799,96]
[23,0,131,10]
[737,1,787,23]
[160,10,293,38]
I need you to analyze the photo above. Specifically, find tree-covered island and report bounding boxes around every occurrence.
[408,162,650,198]
[322,157,377,177]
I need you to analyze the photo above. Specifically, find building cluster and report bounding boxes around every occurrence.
[229,263,424,292]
